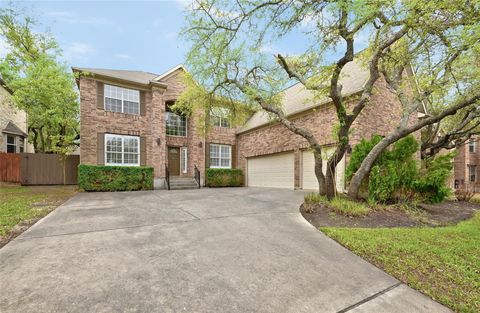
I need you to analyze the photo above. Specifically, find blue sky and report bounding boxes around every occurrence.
[0,0,191,75]
[0,1,370,75]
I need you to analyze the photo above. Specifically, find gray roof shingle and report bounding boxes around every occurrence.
[2,121,28,137]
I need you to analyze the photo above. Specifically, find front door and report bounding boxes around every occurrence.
[168,147,180,176]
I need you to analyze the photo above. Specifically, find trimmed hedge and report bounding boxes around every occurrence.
[78,164,154,192]
[206,168,243,187]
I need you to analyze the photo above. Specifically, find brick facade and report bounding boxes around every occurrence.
[78,66,415,190]
[453,139,480,191]
[79,68,236,185]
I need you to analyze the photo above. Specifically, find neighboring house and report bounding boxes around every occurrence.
[453,138,479,191]
[74,62,416,190]
[0,77,32,154]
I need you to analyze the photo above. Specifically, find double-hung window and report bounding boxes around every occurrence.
[104,84,140,115]
[211,108,230,128]
[210,144,231,168]
[6,135,16,153]
[469,140,476,153]
[105,134,139,166]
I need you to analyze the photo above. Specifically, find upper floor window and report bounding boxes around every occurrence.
[211,108,230,128]
[210,144,231,168]
[104,84,139,115]
[165,103,187,136]
[105,134,139,166]
[469,139,476,153]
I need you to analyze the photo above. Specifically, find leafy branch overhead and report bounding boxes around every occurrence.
[183,0,480,199]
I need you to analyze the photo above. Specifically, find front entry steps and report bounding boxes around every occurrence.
[169,177,200,190]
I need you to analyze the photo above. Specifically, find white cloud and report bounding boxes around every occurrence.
[114,53,132,60]
[64,42,95,63]
[45,10,108,25]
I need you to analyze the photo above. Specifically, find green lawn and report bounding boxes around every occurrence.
[0,185,77,240]
[322,213,480,313]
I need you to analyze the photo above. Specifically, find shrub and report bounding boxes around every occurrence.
[413,152,455,203]
[349,135,454,204]
[78,165,154,191]
[366,136,419,203]
[345,135,383,181]
[206,168,243,187]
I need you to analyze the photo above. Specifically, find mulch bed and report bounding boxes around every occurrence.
[301,200,480,228]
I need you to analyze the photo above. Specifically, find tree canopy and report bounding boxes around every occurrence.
[0,6,79,154]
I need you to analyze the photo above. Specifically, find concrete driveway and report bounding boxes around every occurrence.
[0,188,449,312]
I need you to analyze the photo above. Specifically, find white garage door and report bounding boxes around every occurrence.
[247,152,294,189]
[302,148,345,192]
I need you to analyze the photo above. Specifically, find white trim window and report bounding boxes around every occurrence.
[181,147,188,173]
[166,111,187,136]
[105,134,140,166]
[469,139,476,153]
[104,84,140,115]
[211,108,230,128]
[210,144,231,168]
[5,134,17,153]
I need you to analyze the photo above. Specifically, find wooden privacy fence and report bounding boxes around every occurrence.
[0,153,80,185]
[0,153,21,183]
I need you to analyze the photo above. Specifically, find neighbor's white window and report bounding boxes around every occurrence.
[469,139,476,153]
[104,84,140,115]
[105,134,139,166]
[210,144,231,168]
[182,147,188,173]
[211,108,230,128]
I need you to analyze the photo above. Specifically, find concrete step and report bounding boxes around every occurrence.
[168,177,199,190]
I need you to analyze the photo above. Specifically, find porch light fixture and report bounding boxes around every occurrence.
[199,141,203,148]
[156,138,161,146]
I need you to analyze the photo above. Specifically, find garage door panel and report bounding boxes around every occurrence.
[302,149,345,192]
[247,152,294,189]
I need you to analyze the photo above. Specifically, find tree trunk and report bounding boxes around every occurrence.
[313,151,326,195]
[325,165,336,199]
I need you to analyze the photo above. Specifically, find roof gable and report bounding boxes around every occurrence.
[154,64,187,82]
[2,121,27,137]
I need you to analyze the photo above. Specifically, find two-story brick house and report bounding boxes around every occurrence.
[74,62,411,191]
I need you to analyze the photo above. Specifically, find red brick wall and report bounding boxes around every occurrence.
[79,77,166,178]
[453,139,480,190]
[80,69,237,181]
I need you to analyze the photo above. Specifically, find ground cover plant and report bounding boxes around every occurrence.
[322,213,480,313]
